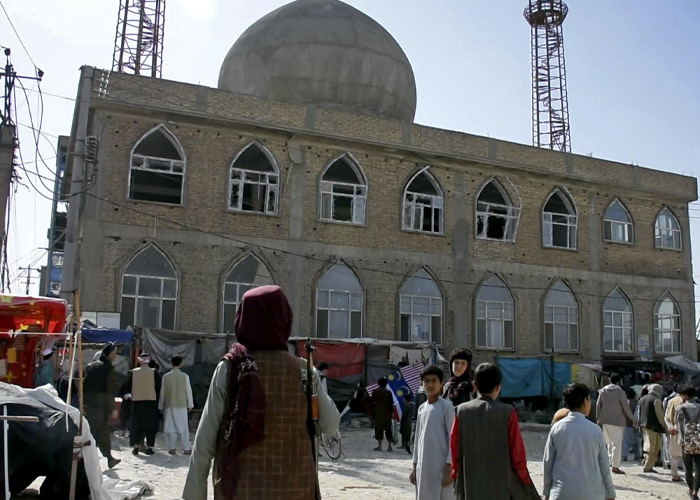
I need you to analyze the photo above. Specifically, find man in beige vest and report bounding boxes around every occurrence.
[159,354,193,455]
[128,352,160,455]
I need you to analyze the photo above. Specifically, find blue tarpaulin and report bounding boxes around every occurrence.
[498,358,572,399]
[81,327,134,344]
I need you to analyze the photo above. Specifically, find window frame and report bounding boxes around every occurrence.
[654,207,682,251]
[402,168,445,235]
[399,269,443,345]
[220,253,275,333]
[227,141,281,216]
[315,264,363,339]
[319,154,368,225]
[542,188,578,250]
[128,124,186,206]
[602,288,634,353]
[475,178,520,243]
[543,281,579,353]
[120,245,178,330]
[654,293,682,354]
[603,199,634,244]
[474,275,515,350]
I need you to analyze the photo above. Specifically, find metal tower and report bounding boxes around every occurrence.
[112,0,166,78]
[523,0,571,153]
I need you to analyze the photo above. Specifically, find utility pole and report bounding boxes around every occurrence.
[18,266,40,295]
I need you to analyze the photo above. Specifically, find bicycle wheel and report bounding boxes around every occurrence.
[322,432,342,460]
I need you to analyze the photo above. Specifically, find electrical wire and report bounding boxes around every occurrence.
[0,0,38,69]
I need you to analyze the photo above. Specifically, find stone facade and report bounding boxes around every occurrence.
[67,69,698,362]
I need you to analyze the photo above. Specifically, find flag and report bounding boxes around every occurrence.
[365,363,425,419]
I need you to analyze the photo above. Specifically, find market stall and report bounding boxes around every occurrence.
[0,295,67,388]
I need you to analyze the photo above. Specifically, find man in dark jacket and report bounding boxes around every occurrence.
[638,383,668,473]
[83,342,121,468]
[372,377,395,452]
[596,373,637,474]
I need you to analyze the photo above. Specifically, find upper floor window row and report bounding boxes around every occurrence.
[127,129,684,248]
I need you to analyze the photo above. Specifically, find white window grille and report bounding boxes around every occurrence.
[319,155,367,224]
[316,264,363,339]
[476,179,519,242]
[543,189,577,249]
[400,269,442,344]
[475,275,515,349]
[603,200,634,243]
[544,281,578,352]
[654,294,681,353]
[120,245,177,330]
[603,288,634,352]
[129,125,186,205]
[229,142,280,215]
[222,254,274,333]
[402,169,444,234]
[655,208,682,250]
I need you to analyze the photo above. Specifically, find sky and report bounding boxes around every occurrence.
[2,0,700,321]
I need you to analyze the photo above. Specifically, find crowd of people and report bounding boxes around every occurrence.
[28,284,700,500]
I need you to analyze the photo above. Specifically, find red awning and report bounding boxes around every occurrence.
[0,295,68,334]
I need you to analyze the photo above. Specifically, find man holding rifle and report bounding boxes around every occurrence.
[183,285,339,500]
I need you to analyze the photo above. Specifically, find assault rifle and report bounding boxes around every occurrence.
[305,338,319,467]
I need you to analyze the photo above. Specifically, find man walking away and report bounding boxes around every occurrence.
[621,388,641,462]
[597,373,638,474]
[450,363,539,500]
[639,383,668,473]
[159,354,193,455]
[83,342,121,469]
[666,385,694,482]
[372,377,394,452]
[676,387,700,500]
[400,393,414,454]
[129,352,160,456]
[544,383,616,500]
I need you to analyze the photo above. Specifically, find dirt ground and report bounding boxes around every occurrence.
[24,427,692,499]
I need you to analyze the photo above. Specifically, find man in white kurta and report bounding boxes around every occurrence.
[158,354,194,454]
[412,394,455,500]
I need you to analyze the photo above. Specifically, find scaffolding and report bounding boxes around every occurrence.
[112,0,166,78]
[523,0,571,153]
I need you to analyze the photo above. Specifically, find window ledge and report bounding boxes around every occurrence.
[655,246,683,252]
[542,244,578,252]
[227,208,279,218]
[128,198,184,208]
[476,236,516,244]
[401,228,446,238]
[603,239,635,247]
[318,217,367,228]
[475,346,516,352]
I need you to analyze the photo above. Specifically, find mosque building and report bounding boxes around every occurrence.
[61,0,697,364]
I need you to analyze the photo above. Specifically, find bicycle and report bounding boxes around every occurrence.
[319,430,343,460]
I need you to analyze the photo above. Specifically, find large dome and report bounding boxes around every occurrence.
[218,0,417,122]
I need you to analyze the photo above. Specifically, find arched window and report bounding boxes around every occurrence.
[475,275,515,349]
[320,154,367,224]
[542,189,577,249]
[654,293,681,353]
[603,288,633,352]
[222,254,274,333]
[229,142,280,215]
[402,168,444,234]
[544,280,578,352]
[476,179,519,242]
[655,208,682,250]
[316,264,363,339]
[399,269,442,344]
[603,199,633,243]
[129,125,186,204]
[120,245,177,329]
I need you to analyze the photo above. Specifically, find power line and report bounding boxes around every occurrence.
[0,0,38,69]
[83,190,700,305]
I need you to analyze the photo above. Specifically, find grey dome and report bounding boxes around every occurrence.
[218,0,417,122]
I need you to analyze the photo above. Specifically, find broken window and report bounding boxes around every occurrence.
[222,254,274,333]
[129,125,186,205]
[655,207,682,250]
[120,245,177,330]
[543,280,578,352]
[476,179,519,241]
[316,264,363,339]
[229,142,279,215]
[654,293,681,353]
[603,288,633,352]
[402,169,444,234]
[475,275,515,349]
[320,155,367,224]
[603,199,633,243]
[543,189,577,249]
[400,269,442,344]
